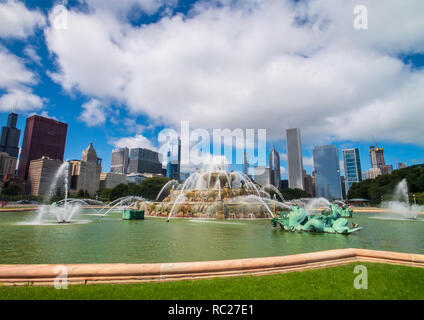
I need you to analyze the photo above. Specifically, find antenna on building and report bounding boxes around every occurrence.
[371,135,378,148]
[12,100,18,113]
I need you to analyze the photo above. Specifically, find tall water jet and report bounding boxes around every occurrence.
[385,179,422,220]
[34,161,84,224]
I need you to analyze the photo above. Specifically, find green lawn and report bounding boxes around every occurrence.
[1,263,423,300]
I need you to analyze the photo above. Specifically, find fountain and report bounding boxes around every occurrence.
[304,197,331,215]
[379,179,423,221]
[32,162,89,225]
[147,161,290,221]
[98,196,148,217]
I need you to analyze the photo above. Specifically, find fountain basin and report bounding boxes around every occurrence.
[1,210,424,264]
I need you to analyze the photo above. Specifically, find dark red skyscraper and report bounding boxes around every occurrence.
[17,115,68,180]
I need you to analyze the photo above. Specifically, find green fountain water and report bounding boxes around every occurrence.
[0,210,422,264]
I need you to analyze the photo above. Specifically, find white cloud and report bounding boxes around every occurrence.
[303,156,314,167]
[79,0,176,16]
[0,88,44,112]
[28,110,58,121]
[0,46,36,88]
[79,99,107,126]
[24,46,42,65]
[0,0,45,38]
[0,46,44,112]
[111,133,157,151]
[45,0,424,145]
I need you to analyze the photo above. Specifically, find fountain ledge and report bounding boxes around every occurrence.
[0,248,423,286]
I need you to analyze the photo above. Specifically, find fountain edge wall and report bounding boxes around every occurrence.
[0,249,423,286]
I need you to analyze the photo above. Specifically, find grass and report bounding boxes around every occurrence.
[1,263,423,300]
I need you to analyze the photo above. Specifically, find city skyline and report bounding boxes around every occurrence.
[0,110,420,183]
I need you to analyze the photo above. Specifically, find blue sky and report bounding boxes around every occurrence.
[1,0,424,178]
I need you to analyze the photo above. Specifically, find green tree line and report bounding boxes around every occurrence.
[2,175,313,203]
[97,177,171,202]
[347,164,424,205]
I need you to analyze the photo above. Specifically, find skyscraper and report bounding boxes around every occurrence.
[286,128,304,190]
[27,157,64,197]
[269,148,280,188]
[0,112,21,158]
[398,162,407,169]
[369,146,386,173]
[17,115,68,181]
[303,171,316,197]
[340,176,346,200]
[69,143,102,196]
[313,145,342,200]
[342,148,362,194]
[129,148,162,174]
[111,147,129,174]
[242,151,249,176]
[0,152,17,179]
[166,137,181,180]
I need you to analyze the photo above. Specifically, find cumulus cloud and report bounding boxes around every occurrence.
[28,110,58,121]
[79,0,176,16]
[0,46,36,88]
[111,133,157,151]
[0,88,44,112]
[24,46,42,65]
[0,46,44,112]
[78,99,107,126]
[0,0,45,38]
[45,0,424,145]
[303,156,314,167]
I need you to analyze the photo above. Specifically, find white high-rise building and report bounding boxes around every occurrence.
[111,147,129,174]
[286,128,304,190]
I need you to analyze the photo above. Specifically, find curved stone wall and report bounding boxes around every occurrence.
[0,248,423,286]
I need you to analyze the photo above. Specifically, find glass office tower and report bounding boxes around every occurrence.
[313,145,342,200]
[342,148,362,193]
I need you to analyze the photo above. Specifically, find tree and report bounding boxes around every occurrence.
[279,188,311,200]
[76,189,90,199]
[138,177,171,200]
[1,184,23,196]
[98,188,112,202]
[110,184,128,201]
[347,164,424,204]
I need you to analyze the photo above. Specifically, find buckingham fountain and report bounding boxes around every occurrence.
[145,162,288,220]
[33,159,363,235]
[4,163,424,266]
